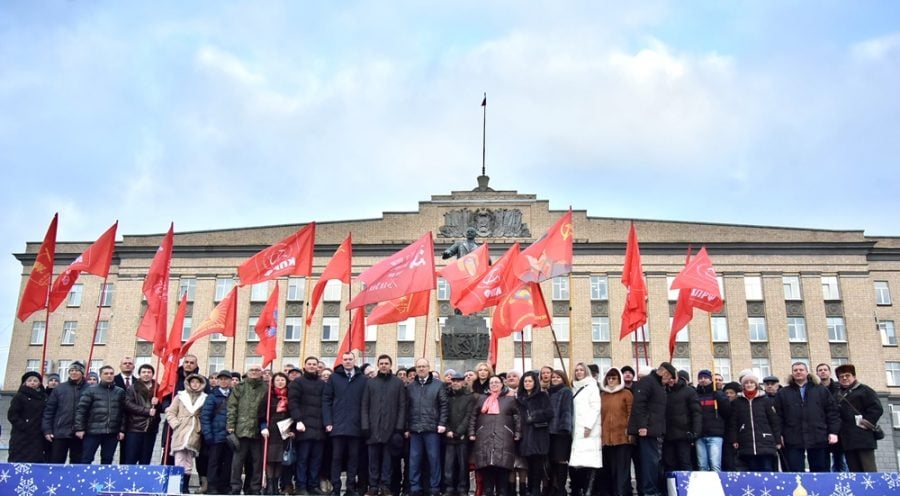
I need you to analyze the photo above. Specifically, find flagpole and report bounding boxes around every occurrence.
[301,275,313,362]
[421,297,431,359]
[86,275,109,370]
[707,310,719,415]
[347,276,358,362]
[481,92,487,176]
[567,274,574,376]
[41,304,52,378]
[231,281,238,371]
[262,367,273,491]
[433,290,443,369]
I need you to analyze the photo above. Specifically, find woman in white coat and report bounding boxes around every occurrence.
[568,362,601,496]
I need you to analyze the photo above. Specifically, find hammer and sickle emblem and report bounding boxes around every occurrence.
[560,222,573,240]
[408,247,427,269]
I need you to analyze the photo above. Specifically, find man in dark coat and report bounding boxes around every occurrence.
[324,351,369,496]
[290,356,328,495]
[694,369,731,472]
[406,358,449,496]
[74,365,125,464]
[122,363,161,464]
[43,361,87,463]
[443,372,475,496]
[834,364,883,472]
[627,362,672,496]
[816,362,848,472]
[202,370,233,495]
[362,355,407,496]
[774,362,841,472]
[662,371,701,473]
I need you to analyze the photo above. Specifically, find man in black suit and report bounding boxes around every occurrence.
[114,356,136,390]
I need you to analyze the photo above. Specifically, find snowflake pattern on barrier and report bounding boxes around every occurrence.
[666,471,899,496]
[0,463,182,496]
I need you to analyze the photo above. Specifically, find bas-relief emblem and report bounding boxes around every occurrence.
[439,208,531,238]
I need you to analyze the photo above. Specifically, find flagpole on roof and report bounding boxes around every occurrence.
[481,92,487,177]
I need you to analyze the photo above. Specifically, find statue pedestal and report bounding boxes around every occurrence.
[440,315,490,372]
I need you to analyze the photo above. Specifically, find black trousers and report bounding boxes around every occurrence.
[443,443,468,494]
[662,440,692,472]
[231,437,263,494]
[207,442,233,495]
[332,435,361,493]
[49,437,83,464]
[479,466,509,496]
[526,455,547,496]
[602,445,632,496]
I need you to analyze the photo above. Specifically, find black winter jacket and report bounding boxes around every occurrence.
[547,384,573,435]
[627,370,667,437]
[8,385,47,462]
[696,383,731,438]
[445,387,476,444]
[728,394,781,457]
[323,366,367,436]
[775,379,840,449]
[836,382,884,451]
[201,387,231,444]
[74,381,125,435]
[517,390,553,457]
[288,372,326,441]
[123,379,161,433]
[361,372,407,444]
[406,374,449,433]
[664,378,702,442]
[42,378,86,438]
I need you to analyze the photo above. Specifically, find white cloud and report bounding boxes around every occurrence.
[851,32,900,61]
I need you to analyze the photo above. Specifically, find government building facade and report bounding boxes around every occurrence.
[9,177,900,469]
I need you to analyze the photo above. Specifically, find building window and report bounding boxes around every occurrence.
[791,357,811,371]
[591,317,610,342]
[30,321,45,345]
[552,277,569,301]
[25,359,41,373]
[67,284,84,307]
[669,318,689,342]
[322,317,340,341]
[215,277,235,301]
[748,317,768,342]
[180,317,192,342]
[396,356,415,370]
[751,358,771,379]
[827,317,847,342]
[553,316,570,341]
[437,278,450,301]
[99,283,114,306]
[209,331,226,342]
[250,282,269,302]
[590,276,609,301]
[672,358,691,378]
[135,356,152,369]
[94,320,109,345]
[179,277,196,302]
[593,357,612,377]
[714,358,732,382]
[822,276,841,300]
[631,324,650,343]
[783,276,801,300]
[57,360,72,377]
[284,317,302,342]
[711,317,729,342]
[831,357,850,368]
[787,317,807,342]
[89,360,103,374]
[876,281,892,306]
[514,326,533,343]
[365,322,377,341]
[287,277,305,301]
[208,356,225,376]
[247,317,260,342]
[890,404,900,429]
[324,280,343,301]
[61,321,77,345]
[245,356,263,370]
[886,361,900,387]
[667,276,679,301]
[397,318,416,342]
[880,320,897,347]
[744,276,763,301]
[717,276,726,300]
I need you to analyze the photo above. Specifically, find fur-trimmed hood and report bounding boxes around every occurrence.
[601,367,625,394]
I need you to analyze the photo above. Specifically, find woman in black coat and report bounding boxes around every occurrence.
[8,371,48,463]
[727,374,781,472]
[517,371,553,496]
[546,370,573,496]
[469,376,521,496]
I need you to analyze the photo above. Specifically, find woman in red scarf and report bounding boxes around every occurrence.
[260,372,294,494]
[727,370,781,472]
[469,376,520,496]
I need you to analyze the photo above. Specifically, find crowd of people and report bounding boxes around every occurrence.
[5,353,886,496]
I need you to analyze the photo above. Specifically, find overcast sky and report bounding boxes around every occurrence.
[2,1,899,383]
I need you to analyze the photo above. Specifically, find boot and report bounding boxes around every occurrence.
[199,476,208,494]
[181,474,191,494]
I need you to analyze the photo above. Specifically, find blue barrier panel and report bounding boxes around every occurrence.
[0,462,183,495]
[667,470,900,496]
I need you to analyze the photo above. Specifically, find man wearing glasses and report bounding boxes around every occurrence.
[228,364,267,494]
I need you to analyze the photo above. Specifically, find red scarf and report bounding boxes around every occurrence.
[274,386,288,413]
[743,388,758,400]
[481,390,501,414]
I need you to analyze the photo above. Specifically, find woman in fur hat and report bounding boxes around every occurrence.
[8,371,47,462]
[166,373,208,493]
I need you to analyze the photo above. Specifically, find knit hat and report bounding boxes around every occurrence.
[87,371,99,382]
[677,370,690,383]
[722,381,741,394]
[46,373,60,383]
[659,362,677,378]
[740,370,760,385]
[69,361,85,373]
[697,369,713,380]
[620,365,636,376]
[21,371,42,384]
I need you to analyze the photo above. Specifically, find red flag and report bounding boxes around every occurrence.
[454,243,521,316]
[255,284,280,368]
[367,290,431,325]
[333,308,366,368]
[346,232,436,309]
[669,249,694,359]
[515,210,573,283]
[17,214,58,322]
[492,282,551,338]
[438,243,491,309]
[306,234,352,328]
[620,223,647,339]
[181,286,238,357]
[157,294,187,400]
[238,223,315,286]
[135,223,174,354]
[48,221,118,312]
[671,247,724,313]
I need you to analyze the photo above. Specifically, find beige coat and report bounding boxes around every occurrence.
[166,375,207,455]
